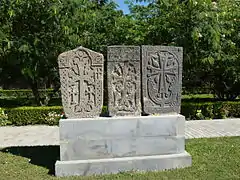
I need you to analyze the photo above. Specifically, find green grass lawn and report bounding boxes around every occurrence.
[0,137,240,180]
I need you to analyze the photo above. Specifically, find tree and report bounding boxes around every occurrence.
[1,0,239,105]
[0,0,136,105]
[0,0,73,105]
[91,0,109,7]
[130,0,240,99]
[210,0,240,100]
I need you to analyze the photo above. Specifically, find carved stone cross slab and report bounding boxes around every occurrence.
[58,46,104,118]
[142,46,183,115]
[107,46,141,116]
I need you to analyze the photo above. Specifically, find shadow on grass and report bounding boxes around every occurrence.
[1,146,60,175]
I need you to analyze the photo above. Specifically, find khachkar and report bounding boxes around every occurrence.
[58,46,103,118]
[107,46,141,116]
[142,45,182,115]
[55,45,191,177]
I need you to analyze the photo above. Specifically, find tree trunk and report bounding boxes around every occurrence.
[30,81,41,106]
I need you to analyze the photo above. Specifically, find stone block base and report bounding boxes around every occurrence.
[55,151,192,177]
[55,115,192,177]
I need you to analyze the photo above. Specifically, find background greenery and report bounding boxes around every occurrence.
[1,94,240,126]
[1,0,240,103]
[0,0,240,125]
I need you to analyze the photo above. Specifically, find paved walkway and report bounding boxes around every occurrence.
[185,119,240,139]
[0,119,240,148]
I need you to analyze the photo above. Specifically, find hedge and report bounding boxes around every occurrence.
[0,97,62,108]
[0,92,217,108]
[0,89,215,100]
[5,106,63,126]
[0,89,61,99]
[181,101,240,120]
[0,89,62,108]
[1,101,240,126]
[182,87,213,95]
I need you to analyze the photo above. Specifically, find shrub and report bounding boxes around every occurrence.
[0,89,60,99]
[0,107,11,126]
[2,101,240,126]
[0,97,62,108]
[0,98,37,108]
[181,102,213,120]
[224,102,240,118]
[44,111,62,125]
[181,101,240,120]
[182,87,213,95]
[0,89,62,108]
[6,106,63,126]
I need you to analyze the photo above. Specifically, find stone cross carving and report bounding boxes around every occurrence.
[142,46,183,114]
[58,46,104,118]
[107,46,141,116]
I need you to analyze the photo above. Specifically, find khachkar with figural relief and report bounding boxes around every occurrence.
[142,46,183,115]
[58,46,104,118]
[107,46,141,116]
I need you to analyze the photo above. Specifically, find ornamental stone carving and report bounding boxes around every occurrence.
[107,46,141,116]
[58,46,104,118]
[142,46,183,115]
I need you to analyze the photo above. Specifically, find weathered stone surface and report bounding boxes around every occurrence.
[107,46,141,116]
[59,115,185,140]
[60,136,185,161]
[55,152,192,177]
[58,46,104,118]
[58,115,185,161]
[142,45,183,115]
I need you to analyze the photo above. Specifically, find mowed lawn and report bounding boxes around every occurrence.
[0,137,240,180]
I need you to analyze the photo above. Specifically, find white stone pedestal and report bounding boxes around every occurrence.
[55,115,192,177]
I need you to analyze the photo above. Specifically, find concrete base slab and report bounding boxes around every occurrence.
[56,115,192,177]
[55,151,192,177]
[59,115,186,161]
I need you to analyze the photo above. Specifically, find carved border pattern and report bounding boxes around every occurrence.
[58,47,103,118]
[147,51,179,108]
[111,62,138,113]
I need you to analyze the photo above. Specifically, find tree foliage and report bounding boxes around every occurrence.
[0,0,240,104]
[0,0,73,104]
[130,0,240,99]
[0,0,134,105]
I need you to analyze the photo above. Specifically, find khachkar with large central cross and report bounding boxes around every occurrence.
[142,45,183,115]
[58,46,104,118]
